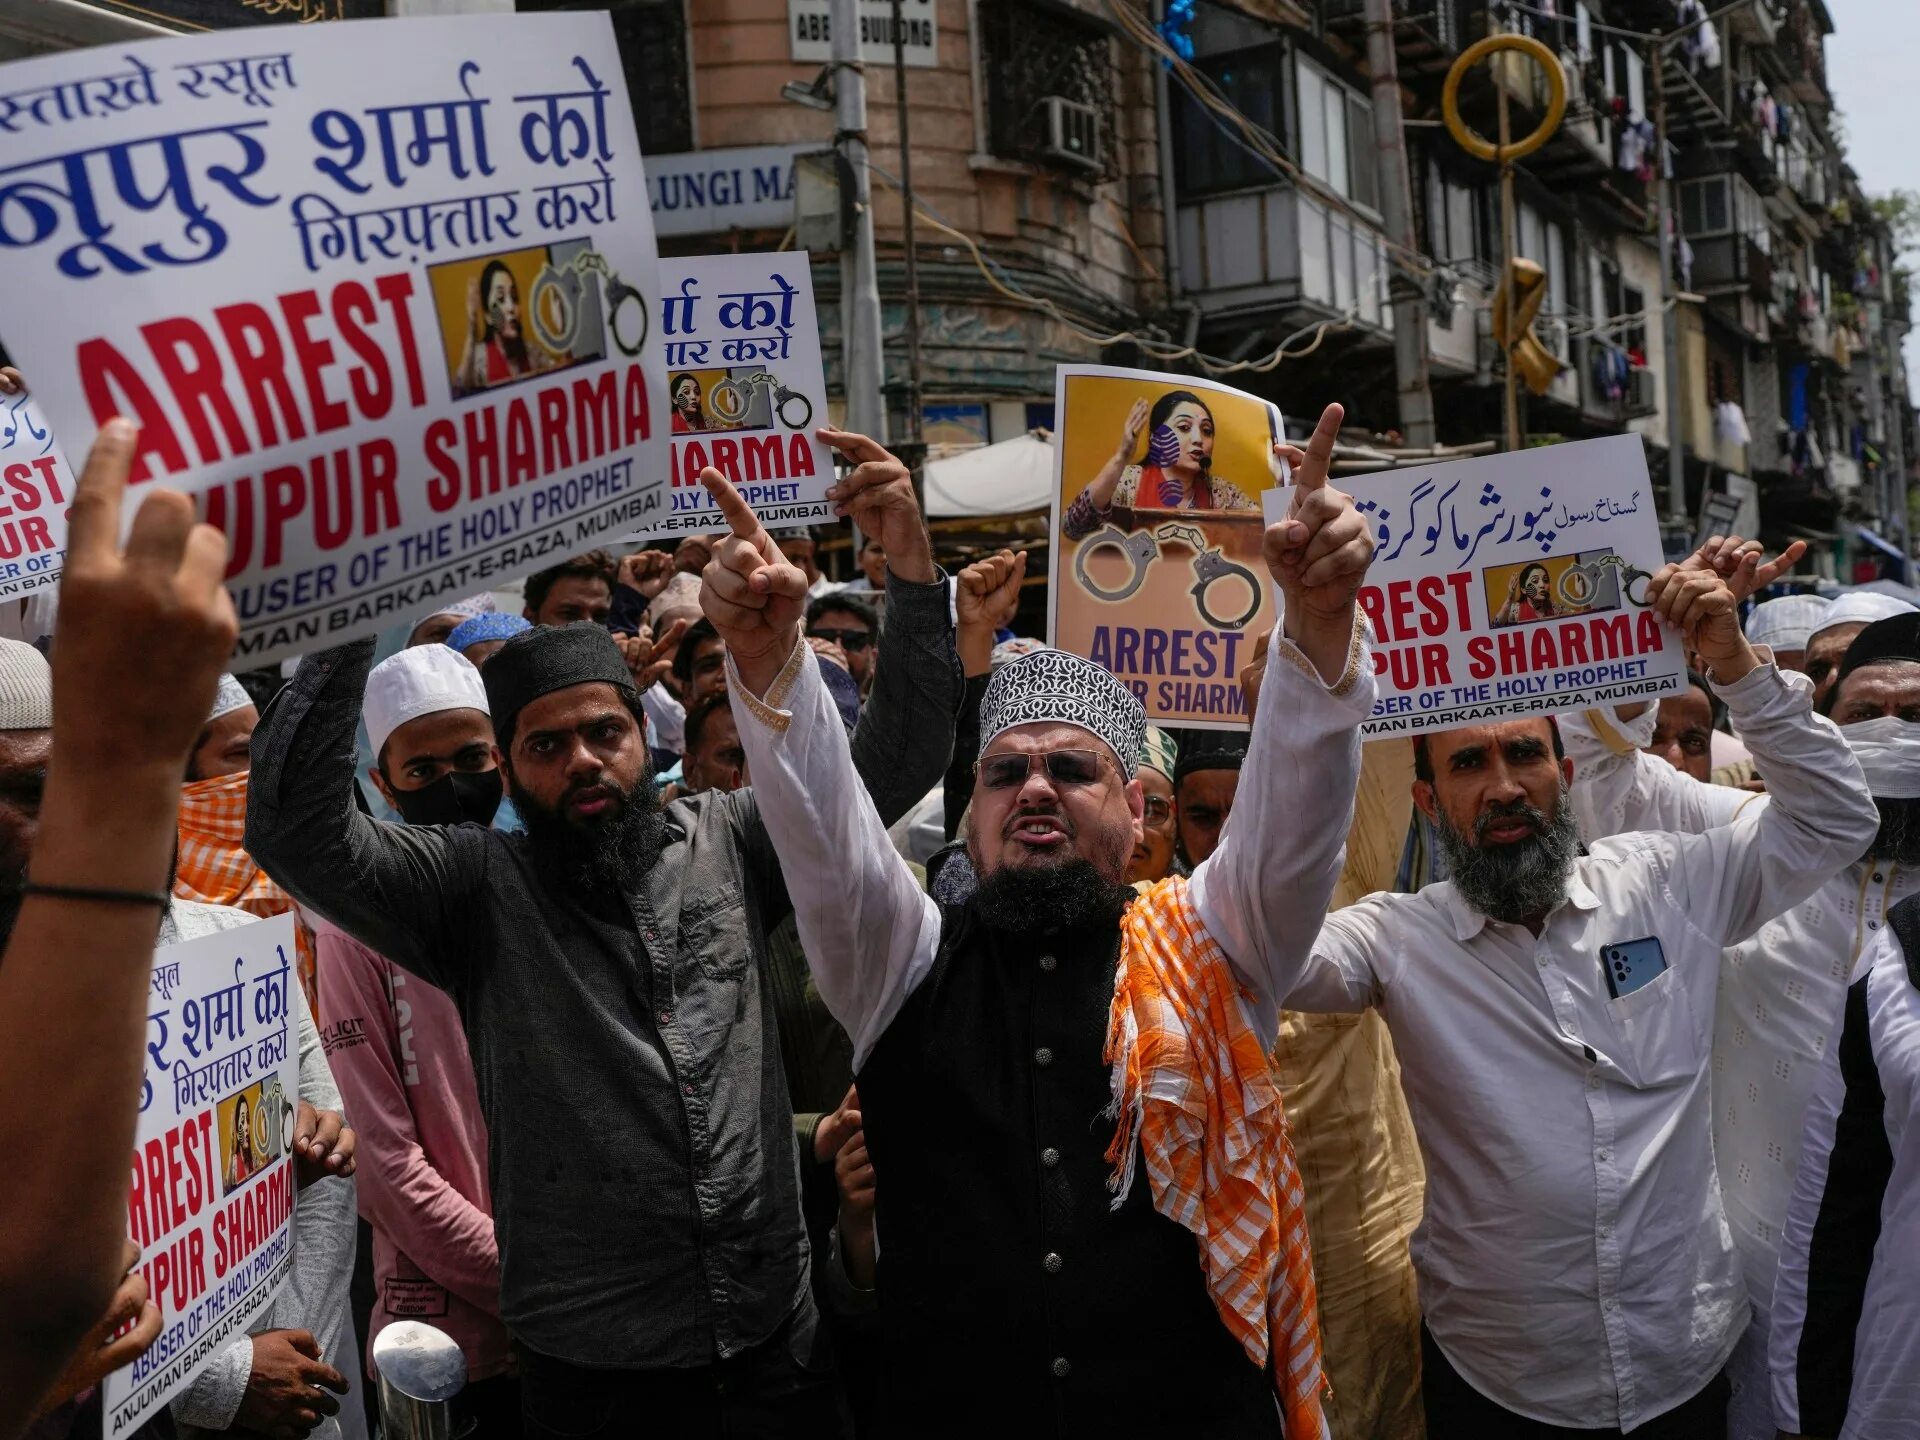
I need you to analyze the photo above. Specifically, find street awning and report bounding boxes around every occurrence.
[924,432,1054,518]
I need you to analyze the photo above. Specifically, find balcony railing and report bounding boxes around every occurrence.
[1176,182,1392,331]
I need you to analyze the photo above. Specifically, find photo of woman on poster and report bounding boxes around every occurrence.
[671,372,709,433]
[1062,389,1259,540]
[224,1092,257,1192]
[1493,560,1568,626]
[455,259,561,395]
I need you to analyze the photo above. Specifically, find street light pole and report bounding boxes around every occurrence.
[889,0,925,482]
[1364,0,1437,448]
[834,0,888,449]
[1651,33,1687,533]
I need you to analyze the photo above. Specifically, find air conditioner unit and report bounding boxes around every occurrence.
[1626,366,1658,416]
[1042,96,1102,173]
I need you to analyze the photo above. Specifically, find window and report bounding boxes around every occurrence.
[978,0,1116,175]
[1425,161,1483,263]
[1681,177,1732,236]
[1297,56,1378,213]
[1170,4,1287,197]
[517,0,692,154]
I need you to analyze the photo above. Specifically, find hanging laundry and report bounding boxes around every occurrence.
[1715,401,1752,447]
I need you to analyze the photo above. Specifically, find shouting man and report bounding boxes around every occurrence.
[706,405,1373,1438]
[247,429,961,1437]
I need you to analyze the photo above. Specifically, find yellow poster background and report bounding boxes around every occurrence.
[1049,366,1282,730]
[426,244,589,392]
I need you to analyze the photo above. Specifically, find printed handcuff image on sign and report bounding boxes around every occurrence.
[1049,366,1285,730]
[217,1072,295,1198]
[430,236,648,399]
[1484,549,1651,629]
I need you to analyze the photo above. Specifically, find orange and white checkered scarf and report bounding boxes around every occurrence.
[1105,877,1328,1440]
[175,770,317,1012]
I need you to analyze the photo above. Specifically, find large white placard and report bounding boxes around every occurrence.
[0,390,74,600]
[106,915,300,1434]
[0,14,668,664]
[1265,434,1687,737]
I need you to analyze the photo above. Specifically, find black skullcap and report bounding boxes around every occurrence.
[483,623,636,743]
[1836,612,1920,691]
[1172,729,1247,786]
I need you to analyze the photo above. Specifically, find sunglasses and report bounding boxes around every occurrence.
[808,626,872,652]
[977,748,1109,790]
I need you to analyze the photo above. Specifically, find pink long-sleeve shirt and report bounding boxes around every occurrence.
[313,915,511,1379]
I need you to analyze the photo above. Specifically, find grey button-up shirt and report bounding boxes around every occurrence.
[245,574,960,1368]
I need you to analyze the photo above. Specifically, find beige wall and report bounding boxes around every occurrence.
[683,0,1167,321]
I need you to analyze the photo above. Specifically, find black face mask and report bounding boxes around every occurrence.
[390,769,504,828]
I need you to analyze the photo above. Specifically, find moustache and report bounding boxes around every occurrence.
[1474,798,1548,842]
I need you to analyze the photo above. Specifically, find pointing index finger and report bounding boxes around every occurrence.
[1291,403,1344,494]
[815,426,891,465]
[67,418,138,572]
[699,466,765,542]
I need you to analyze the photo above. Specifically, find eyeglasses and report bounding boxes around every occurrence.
[1142,795,1174,827]
[808,627,872,652]
[977,748,1109,790]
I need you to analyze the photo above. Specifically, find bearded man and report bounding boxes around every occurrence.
[708,404,1374,1439]
[1292,562,1877,1439]
[245,430,962,1438]
[1562,608,1920,1440]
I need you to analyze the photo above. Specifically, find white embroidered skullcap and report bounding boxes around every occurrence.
[1744,594,1828,652]
[0,639,50,731]
[979,649,1145,777]
[207,673,254,723]
[364,645,489,759]
[1810,590,1916,642]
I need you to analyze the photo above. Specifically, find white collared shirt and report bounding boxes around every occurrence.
[1290,662,1878,1430]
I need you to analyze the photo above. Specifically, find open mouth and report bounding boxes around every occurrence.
[1482,816,1537,844]
[568,785,617,819]
[1009,815,1069,847]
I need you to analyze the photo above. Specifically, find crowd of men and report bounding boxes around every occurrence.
[5,391,1920,1440]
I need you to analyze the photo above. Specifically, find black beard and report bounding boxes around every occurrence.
[970,858,1131,935]
[513,769,666,901]
[1872,796,1920,867]
[1434,790,1581,926]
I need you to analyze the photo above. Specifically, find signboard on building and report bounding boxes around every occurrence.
[0,13,667,666]
[1265,434,1686,738]
[788,0,937,66]
[78,0,382,30]
[647,146,805,238]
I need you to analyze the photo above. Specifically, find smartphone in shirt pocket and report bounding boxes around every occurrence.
[1600,937,1699,1087]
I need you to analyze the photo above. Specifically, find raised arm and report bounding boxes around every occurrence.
[245,641,491,992]
[1635,567,1877,950]
[0,422,236,1432]
[1561,703,1758,843]
[702,469,940,1067]
[1187,404,1378,1035]
[816,427,965,829]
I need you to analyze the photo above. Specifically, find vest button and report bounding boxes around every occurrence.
[1043,1251,1064,1274]
[1034,1047,1054,1067]
[1039,954,1057,972]
[1051,1357,1071,1379]
[1041,1147,1061,1168]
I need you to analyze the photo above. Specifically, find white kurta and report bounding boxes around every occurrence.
[1771,919,1920,1439]
[1562,705,1908,1439]
[1294,664,1876,1431]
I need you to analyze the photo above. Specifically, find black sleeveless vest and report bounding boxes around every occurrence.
[856,902,1282,1439]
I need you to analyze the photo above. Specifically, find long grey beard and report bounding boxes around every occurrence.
[1434,789,1581,926]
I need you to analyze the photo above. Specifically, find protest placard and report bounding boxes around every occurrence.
[105,914,300,1435]
[1262,433,1686,737]
[0,390,73,601]
[645,252,833,536]
[1048,365,1283,730]
[0,14,666,664]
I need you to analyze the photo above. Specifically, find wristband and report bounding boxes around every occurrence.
[23,882,171,908]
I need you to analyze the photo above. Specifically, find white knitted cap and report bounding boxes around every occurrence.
[207,673,253,723]
[1810,590,1916,643]
[364,645,489,759]
[1744,594,1828,652]
[0,639,50,731]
